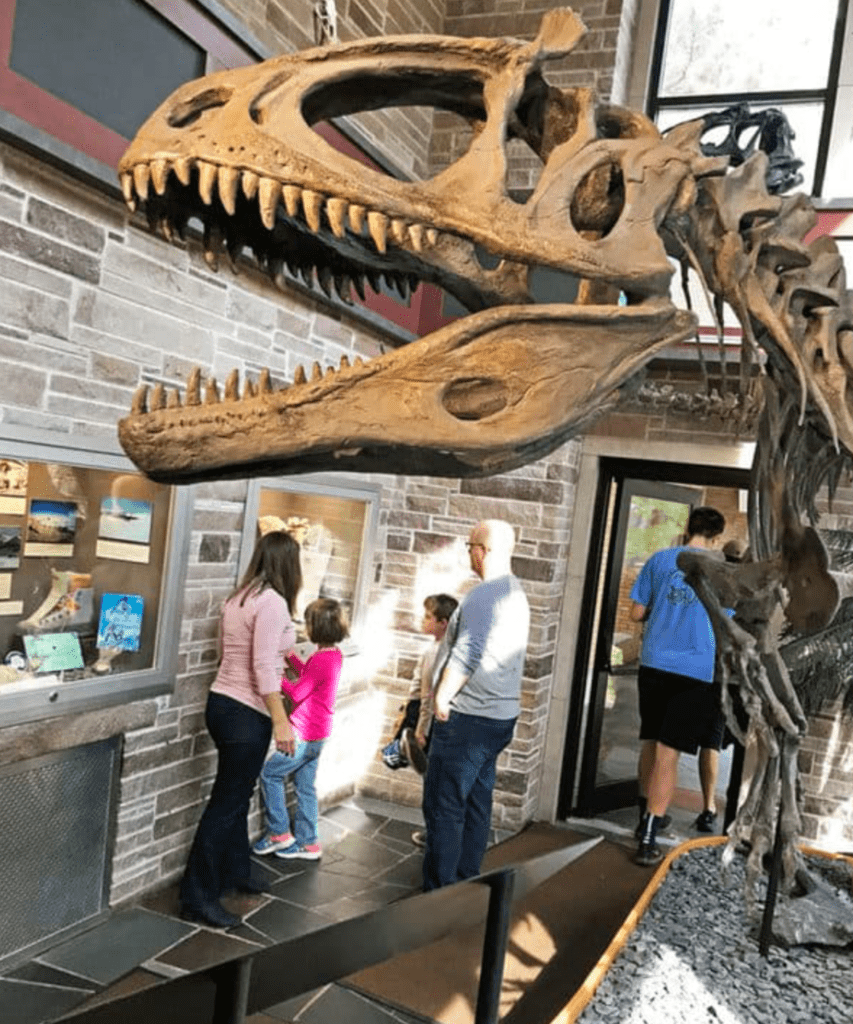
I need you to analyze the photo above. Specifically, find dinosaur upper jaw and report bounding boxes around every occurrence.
[118,299,695,483]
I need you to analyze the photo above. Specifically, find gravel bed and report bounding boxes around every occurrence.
[576,846,853,1024]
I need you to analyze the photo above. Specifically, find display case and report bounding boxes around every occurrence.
[241,476,381,642]
[0,428,191,726]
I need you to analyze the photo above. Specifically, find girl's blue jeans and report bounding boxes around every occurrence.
[259,738,326,845]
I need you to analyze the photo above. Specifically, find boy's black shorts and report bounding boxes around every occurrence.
[638,666,724,754]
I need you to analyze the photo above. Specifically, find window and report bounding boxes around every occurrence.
[242,477,381,642]
[0,429,191,726]
[647,0,850,198]
[0,0,253,175]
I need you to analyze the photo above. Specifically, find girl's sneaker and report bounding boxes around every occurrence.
[253,832,295,855]
[275,842,322,861]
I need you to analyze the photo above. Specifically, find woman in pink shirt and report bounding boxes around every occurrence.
[253,598,348,861]
[180,531,301,929]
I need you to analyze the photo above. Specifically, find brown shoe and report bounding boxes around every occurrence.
[401,728,429,775]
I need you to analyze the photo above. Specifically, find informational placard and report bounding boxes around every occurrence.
[23,632,84,673]
[97,594,144,651]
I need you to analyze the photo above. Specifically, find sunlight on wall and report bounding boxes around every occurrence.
[348,588,400,680]
[414,536,475,608]
[820,715,846,791]
[316,688,386,799]
[814,795,853,853]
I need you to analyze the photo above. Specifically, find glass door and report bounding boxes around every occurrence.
[575,477,700,814]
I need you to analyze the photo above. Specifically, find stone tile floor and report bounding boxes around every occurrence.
[0,798,508,1024]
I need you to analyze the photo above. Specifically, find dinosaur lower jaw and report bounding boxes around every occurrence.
[118,299,696,483]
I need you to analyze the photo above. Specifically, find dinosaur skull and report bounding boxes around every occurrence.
[117,9,721,482]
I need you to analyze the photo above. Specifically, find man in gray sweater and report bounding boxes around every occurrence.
[422,519,530,891]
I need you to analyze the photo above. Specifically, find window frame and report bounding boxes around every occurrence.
[645,0,850,198]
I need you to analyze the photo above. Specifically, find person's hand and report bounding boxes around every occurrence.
[434,690,452,722]
[275,717,295,755]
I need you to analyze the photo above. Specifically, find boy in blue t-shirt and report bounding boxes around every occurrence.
[630,506,726,866]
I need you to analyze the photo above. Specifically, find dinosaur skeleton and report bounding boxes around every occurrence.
[117,9,853,923]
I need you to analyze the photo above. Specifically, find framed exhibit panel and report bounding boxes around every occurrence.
[0,427,191,726]
[241,476,381,642]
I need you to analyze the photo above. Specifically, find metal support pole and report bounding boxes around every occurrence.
[212,957,253,1024]
[474,869,516,1024]
[758,798,785,957]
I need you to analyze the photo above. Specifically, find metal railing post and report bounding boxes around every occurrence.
[212,957,253,1024]
[474,868,516,1024]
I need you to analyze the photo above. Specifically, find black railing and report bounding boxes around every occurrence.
[57,835,602,1024]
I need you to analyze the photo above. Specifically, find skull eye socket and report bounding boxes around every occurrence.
[168,87,233,129]
[443,378,508,420]
[570,162,625,238]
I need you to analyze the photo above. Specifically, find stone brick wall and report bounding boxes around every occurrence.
[432,0,626,189]
[210,0,447,179]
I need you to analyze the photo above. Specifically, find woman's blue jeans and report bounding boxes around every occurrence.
[180,692,271,912]
[421,710,516,891]
[259,738,326,845]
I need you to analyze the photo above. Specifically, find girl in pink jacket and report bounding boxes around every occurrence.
[253,598,349,860]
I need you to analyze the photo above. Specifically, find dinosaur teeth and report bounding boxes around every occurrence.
[390,218,408,246]
[186,368,202,406]
[202,222,223,270]
[173,157,192,186]
[120,173,136,211]
[335,274,352,303]
[408,223,424,252]
[324,365,336,378]
[317,265,334,297]
[258,177,281,230]
[367,211,389,254]
[282,184,301,217]
[326,197,348,238]
[293,364,307,385]
[349,204,366,234]
[197,161,217,205]
[311,361,322,381]
[218,167,240,215]
[131,384,148,414]
[167,389,182,409]
[242,378,257,399]
[241,170,259,200]
[150,159,170,195]
[303,189,323,233]
[352,274,366,301]
[426,227,439,246]
[133,163,151,202]
[339,354,350,369]
[258,368,272,394]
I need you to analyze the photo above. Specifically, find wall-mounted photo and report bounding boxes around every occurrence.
[0,526,21,569]
[25,499,78,556]
[98,497,153,545]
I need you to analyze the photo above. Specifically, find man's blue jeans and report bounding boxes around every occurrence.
[259,739,326,845]
[422,710,516,891]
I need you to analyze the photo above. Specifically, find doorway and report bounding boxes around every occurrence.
[558,456,750,819]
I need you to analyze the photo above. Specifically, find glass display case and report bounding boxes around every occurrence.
[242,476,381,641]
[0,429,190,725]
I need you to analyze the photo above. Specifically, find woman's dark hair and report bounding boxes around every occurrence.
[232,530,302,612]
[304,598,349,645]
[686,506,725,540]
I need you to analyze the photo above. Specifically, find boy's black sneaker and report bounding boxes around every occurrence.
[693,810,718,833]
[634,842,663,867]
[634,813,671,841]
[401,728,428,775]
